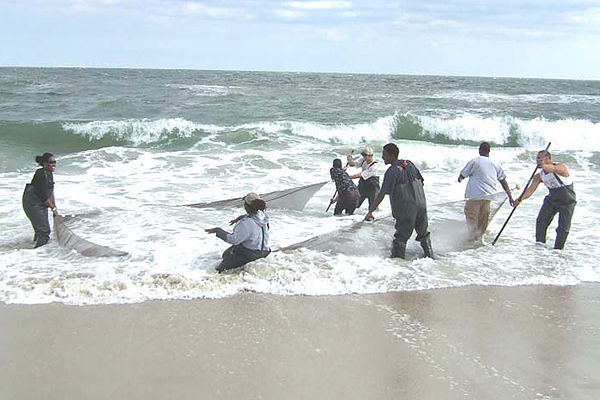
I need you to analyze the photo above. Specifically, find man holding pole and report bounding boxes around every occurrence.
[513,150,576,250]
[347,147,380,210]
[458,142,514,242]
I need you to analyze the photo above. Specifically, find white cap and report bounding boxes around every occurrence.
[361,146,374,156]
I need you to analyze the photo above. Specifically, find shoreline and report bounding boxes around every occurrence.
[2,284,599,399]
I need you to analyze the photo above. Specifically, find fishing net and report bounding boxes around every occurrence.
[54,215,128,257]
[185,181,328,210]
[281,191,511,259]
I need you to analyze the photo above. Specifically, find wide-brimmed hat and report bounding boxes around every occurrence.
[243,192,262,205]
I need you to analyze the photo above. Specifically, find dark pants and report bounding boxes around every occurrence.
[390,180,432,258]
[334,189,360,216]
[536,195,576,250]
[22,185,50,248]
[217,245,271,273]
[393,203,430,244]
[357,177,380,210]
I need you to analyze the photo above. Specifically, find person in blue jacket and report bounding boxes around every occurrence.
[205,192,271,272]
[22,152,59,248]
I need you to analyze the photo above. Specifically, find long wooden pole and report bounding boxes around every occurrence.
[492,142,551,245]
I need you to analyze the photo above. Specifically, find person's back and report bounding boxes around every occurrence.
[458,142,513,241]
[461,156,504,199]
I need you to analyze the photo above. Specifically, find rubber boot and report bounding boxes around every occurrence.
[420,236,435,259]
[391,240,407,259]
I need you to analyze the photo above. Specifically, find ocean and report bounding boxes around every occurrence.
[1,67,599,305]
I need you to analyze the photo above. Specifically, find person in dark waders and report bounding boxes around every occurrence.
[205,192,271,272]
[346,146,380,210]
[513,150,576,250]
[365,143,434,259]
[22,153,59,248]
[329,158,360,215]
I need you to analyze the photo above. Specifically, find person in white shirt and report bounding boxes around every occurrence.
[347,146,380,210]
[458,142,514,241]
[513,150,576,249]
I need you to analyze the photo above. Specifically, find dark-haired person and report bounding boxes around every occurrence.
[22,153,59,248]
[458,142,514,242]
[513,150,576,250]
[365,143,434,259]
[330,158,360,215]
[205,192,271,272]
[347,146,380,210]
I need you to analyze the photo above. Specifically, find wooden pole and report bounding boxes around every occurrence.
[492,142,551,245]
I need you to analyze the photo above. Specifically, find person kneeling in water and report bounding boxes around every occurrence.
[205,192,271,272]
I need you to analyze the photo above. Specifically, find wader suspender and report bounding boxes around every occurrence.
[260,226,266,251]
[552,172,576,196]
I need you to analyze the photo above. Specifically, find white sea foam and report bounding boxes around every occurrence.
[61,115,600,151]
[1,139,599,305]
[407,113,600,151]
[164,84,243,96]
[424,91,600,105]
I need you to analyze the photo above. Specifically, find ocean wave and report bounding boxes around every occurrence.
[392,113,600,150]
[2,114,598,154]
[422,91,600,105]
[63,118,222,145]
[164,84,243,97]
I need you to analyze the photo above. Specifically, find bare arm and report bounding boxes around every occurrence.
[346,154,356,167]
[364,190,385,221]
[541,162,569,177]
[514,174,542,206]
[499,179,514,206]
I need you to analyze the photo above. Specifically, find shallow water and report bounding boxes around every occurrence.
[1,67,599,304]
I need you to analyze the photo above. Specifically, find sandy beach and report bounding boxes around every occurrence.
[1,284,599,400]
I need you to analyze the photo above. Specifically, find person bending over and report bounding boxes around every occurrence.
[22,152,59,248]
[330,158,360,215]
[347,146,380,210]
[205,192,271,272]
[513,150,576,250]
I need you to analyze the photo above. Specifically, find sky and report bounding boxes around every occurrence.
[1,0,599,79]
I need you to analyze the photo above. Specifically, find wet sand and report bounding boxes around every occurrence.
[1,284,599,399]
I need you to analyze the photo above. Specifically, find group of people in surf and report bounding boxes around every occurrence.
[327,141,576,259]
[24,142,576,272]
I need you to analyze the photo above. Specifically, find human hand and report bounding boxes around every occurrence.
[229,215,245,225]
[205,228,218,234]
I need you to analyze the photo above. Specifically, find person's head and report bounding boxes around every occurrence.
[243,192,266,214]
[35,153,56,172]
[536,150,551,166]
[361,146,374,162]
[332,158,343,169]
[479,142,490,157]
[382,143,399,165]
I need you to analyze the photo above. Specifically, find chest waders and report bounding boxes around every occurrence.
[217,224,271,273]
[22,171,53,248]
[357,161,380,210]
[390,180,434,259]
[536,173,576,250]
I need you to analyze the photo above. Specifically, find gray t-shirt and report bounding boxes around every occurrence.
[460,156,506,199]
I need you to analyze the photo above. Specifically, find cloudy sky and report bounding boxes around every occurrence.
[1,0,599,79]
